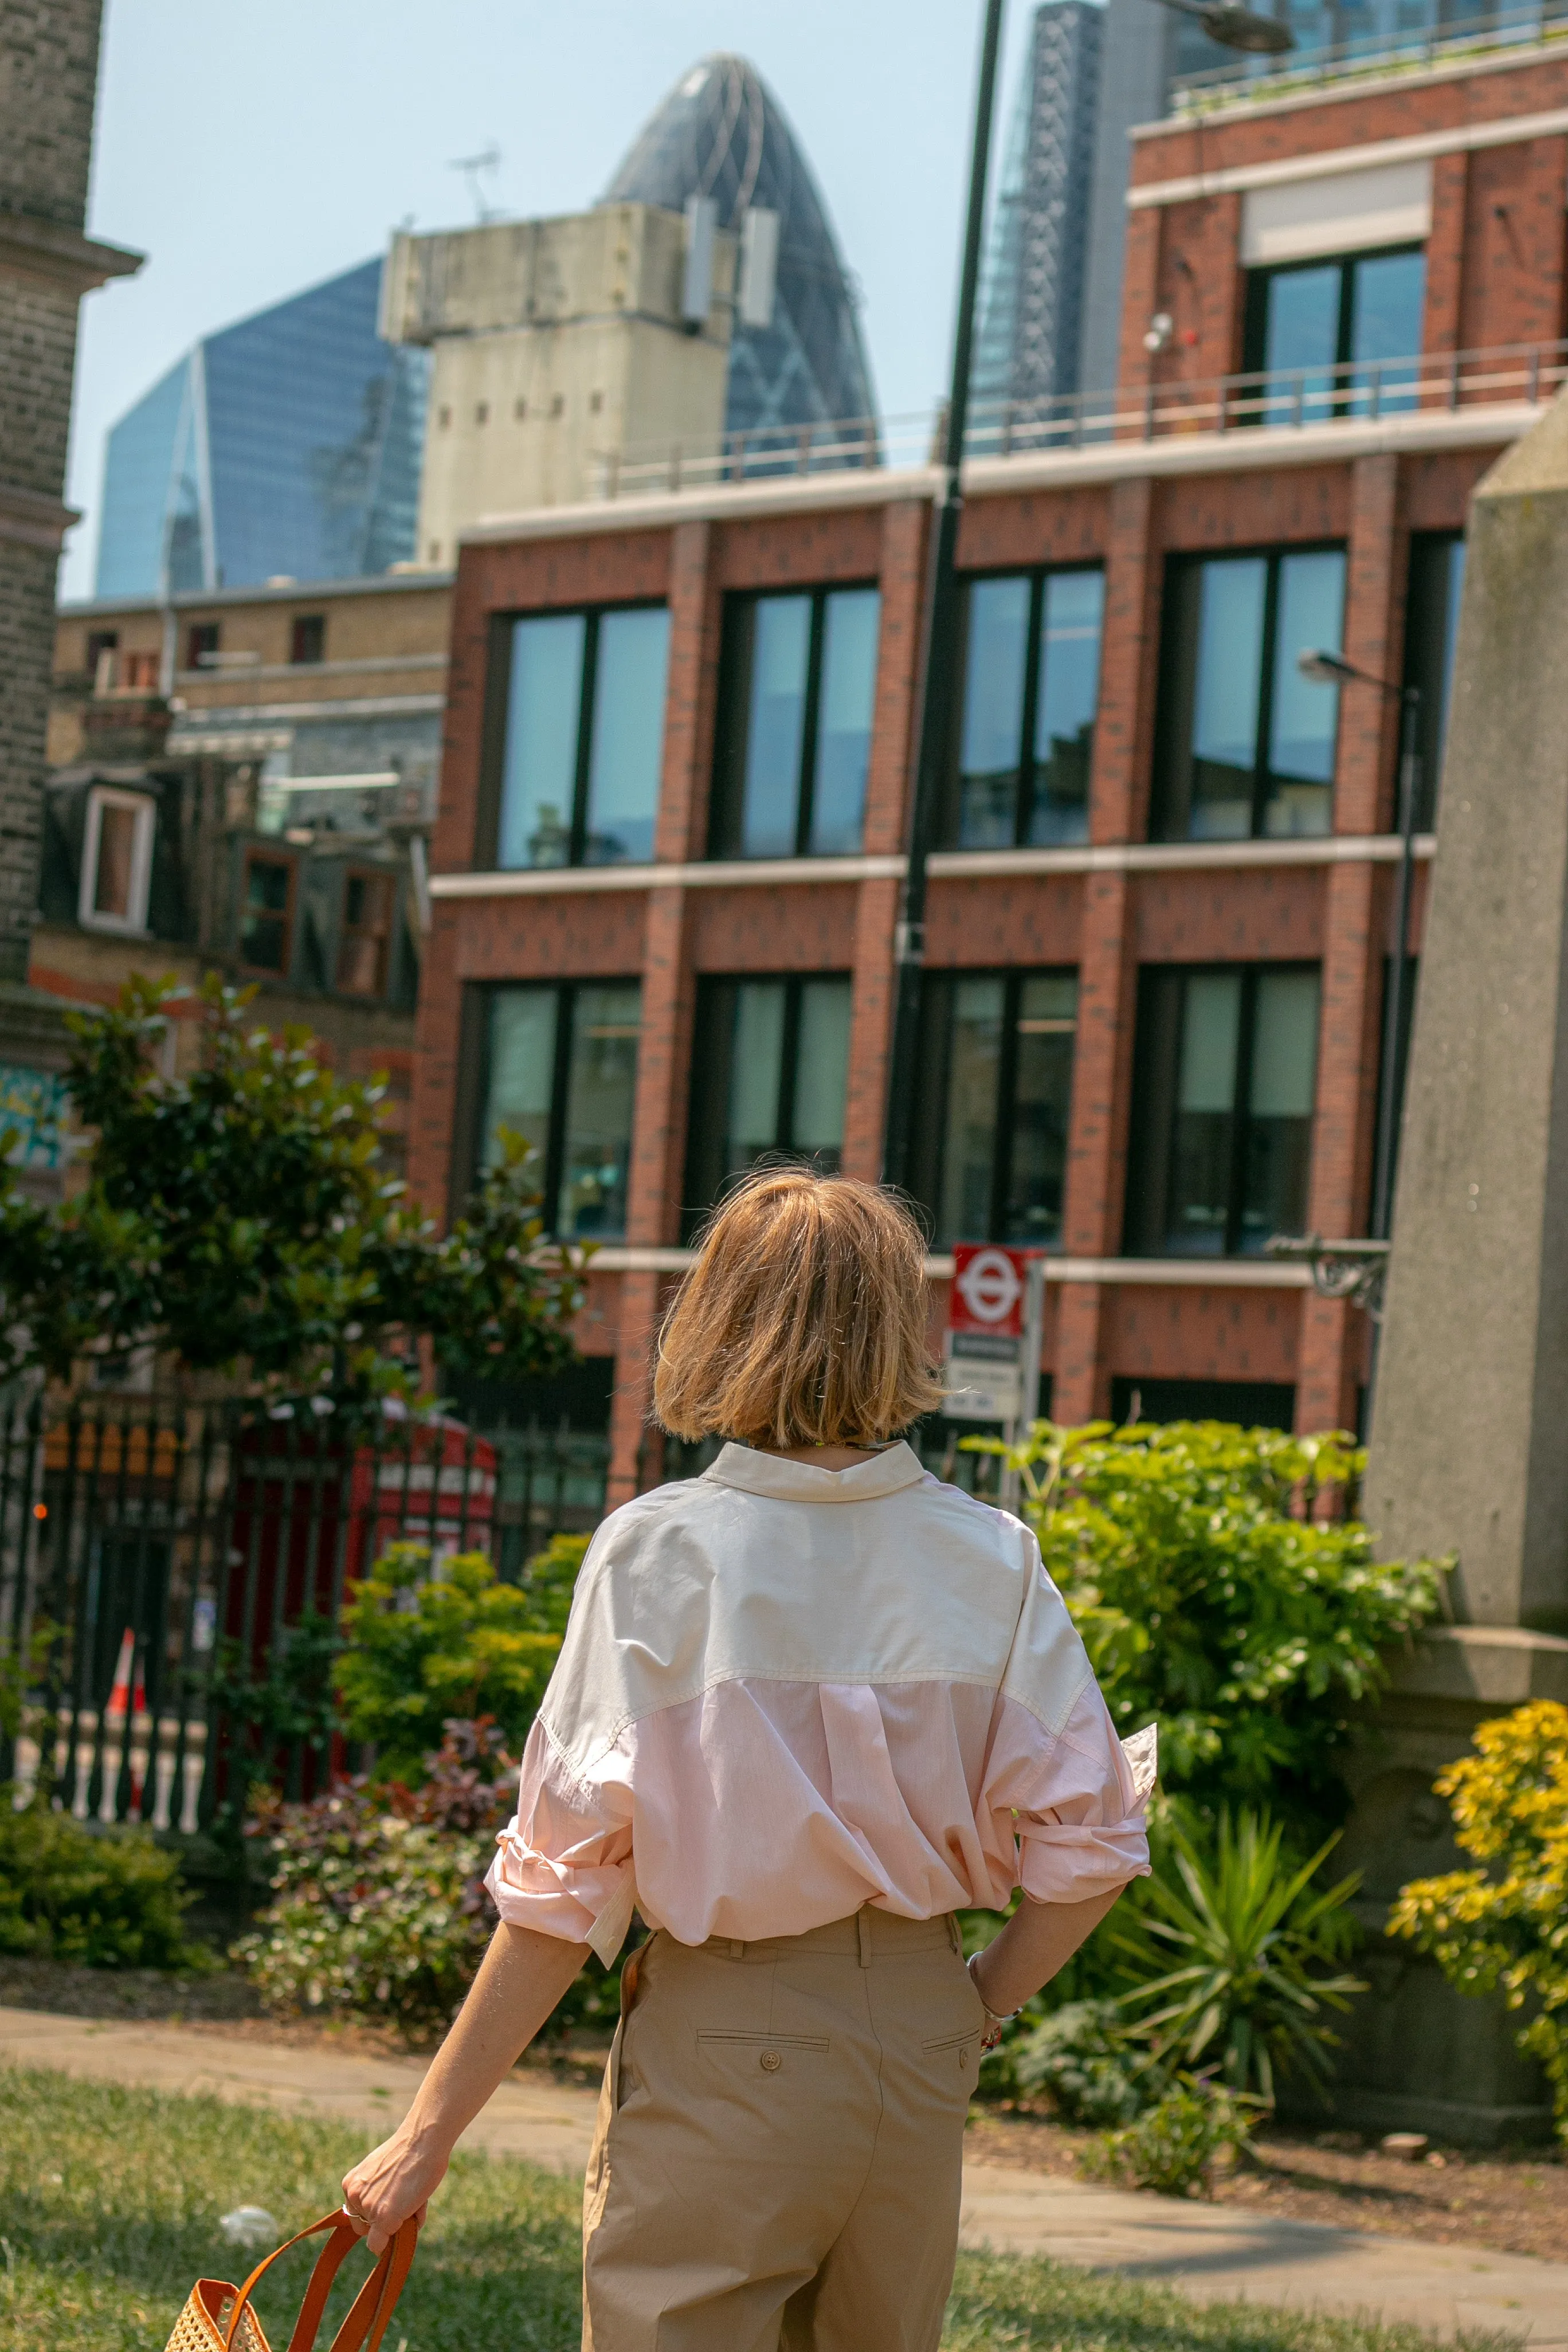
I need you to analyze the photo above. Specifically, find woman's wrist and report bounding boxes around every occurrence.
[967,1950,1021,2024]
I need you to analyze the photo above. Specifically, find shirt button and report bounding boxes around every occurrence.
[759,2051,782,2073]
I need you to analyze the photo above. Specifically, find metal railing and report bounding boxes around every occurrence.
[1170,0,1568,113]
[0,1394,616,1832]
[589,338,1565,502]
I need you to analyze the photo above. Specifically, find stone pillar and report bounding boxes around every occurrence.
[0,1,139,983]
[1368,387,1568,1636]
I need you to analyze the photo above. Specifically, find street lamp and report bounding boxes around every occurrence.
[881,0,1296,1189]
[1157,0,1297,54]
[1297,648,1424,1246]
[1268,652,1423,1357]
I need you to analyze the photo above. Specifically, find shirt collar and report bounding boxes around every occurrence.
[704,1440,927,1503]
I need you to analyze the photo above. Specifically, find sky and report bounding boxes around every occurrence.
[62,0,1044,602]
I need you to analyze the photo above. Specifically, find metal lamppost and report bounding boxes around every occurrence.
[883,0,1296,1189]
[1298,649,1424,1244]
[1267,653,1424,1345]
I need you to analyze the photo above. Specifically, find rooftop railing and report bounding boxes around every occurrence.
[1168,0,1568,113]
[588,337,1566,503]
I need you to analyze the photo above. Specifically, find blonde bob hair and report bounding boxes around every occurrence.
[654,1167,944,1450]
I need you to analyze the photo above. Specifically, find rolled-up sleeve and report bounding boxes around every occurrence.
[984,1530,1157,1904]
[484,1717,636,1965]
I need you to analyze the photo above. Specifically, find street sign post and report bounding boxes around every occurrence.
[943,1246,1047,1501]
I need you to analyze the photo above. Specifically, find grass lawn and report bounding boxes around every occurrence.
[0,2066,1520,2352]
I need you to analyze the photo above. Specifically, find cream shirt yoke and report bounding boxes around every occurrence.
[485,1440,1156,1966]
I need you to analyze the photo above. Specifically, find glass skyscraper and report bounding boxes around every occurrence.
[95,258,429,598]
[973,2,1105,418]
[603,53,876,435]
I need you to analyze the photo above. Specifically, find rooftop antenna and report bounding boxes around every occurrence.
[449,145,502,225]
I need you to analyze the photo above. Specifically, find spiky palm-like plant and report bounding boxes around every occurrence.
[1116,1807,1364,2108]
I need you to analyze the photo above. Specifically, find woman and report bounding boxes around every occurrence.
[343,1169,1154,2350]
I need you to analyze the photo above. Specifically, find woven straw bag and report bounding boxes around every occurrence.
[163,2209,418,2352]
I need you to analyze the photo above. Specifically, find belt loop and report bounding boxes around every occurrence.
[728,1939,745,1961]
[946,1913,962,1957]
[857,1908,872,1969]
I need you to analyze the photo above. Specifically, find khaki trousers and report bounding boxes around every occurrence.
[581,1908,985,2352]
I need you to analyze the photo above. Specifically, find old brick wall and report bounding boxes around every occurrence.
[1,0,108,981]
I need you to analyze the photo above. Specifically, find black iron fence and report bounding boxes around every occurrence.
[0,1392,614,1833]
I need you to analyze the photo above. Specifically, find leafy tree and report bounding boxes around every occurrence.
[0,974,582,1405]
[1389,1699,1568,2146]
[334,1540,586,1778]
[969,1419,1448,1825]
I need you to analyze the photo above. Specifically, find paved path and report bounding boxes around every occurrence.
[6,2007,1565,2345]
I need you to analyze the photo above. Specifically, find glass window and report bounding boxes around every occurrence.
[559,985,642,1237]
[910,971,1077,1246]
[186,622,220,671]
[1245,246,1425,424]
[481,990,559,1177]
[1404,531,1467,830]
[810,590,880,854]
[493,605,668,871]
[683,974,853,1228]
[477,982,640,1239]
[1124,965,1320,1257]
[584,607,672,867]
[945,568,1105,848]
[1154,548,1345,841]
[709,587,881,859]
[290,615,326,665]
[240,853,293,973]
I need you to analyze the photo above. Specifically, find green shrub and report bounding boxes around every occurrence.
[969,1419,1447,1825]
[1116,1805,1363,2108]
[334,1539,583,1780]
[1080,2073,1261,2198]
[1389,1699,1568,2146]
[239,1714,623,2038]
[1002,1998,1164,2126]
[0,1797,210,1969]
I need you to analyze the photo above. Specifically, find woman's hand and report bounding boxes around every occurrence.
[342,2122,449,2254]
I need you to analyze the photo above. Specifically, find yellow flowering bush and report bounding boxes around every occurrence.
[1388,1699,1568,2142]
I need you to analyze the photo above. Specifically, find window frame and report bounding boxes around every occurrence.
[940,560,1106,850]
[1151,541,1347,844]
[237,849,297,978]
[79,786,156,935]
[1241,242,1426,397]
[909,965,1080,1248]
[480,598,670,872]
[1123,959,1322,1259]
[335,865,397,998]
[707,583,881,861]
[467,977,642,1241]
[682,970,854,1234]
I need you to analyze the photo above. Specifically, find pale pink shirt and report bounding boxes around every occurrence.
[485,1441,1155,1965]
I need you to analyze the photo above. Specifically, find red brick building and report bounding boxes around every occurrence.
[410,37,1568,1500]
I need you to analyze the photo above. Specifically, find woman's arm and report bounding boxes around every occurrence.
[342,1923,589,2251]
[969,1884,1126,2020]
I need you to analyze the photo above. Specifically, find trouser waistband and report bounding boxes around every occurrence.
[688,1908,964,1966]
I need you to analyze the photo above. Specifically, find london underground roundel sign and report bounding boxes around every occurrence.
[949,1244,1028,1336]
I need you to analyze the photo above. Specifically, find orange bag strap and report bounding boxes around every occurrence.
[220,2210,417,2352]
[326,2219,418,2352]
